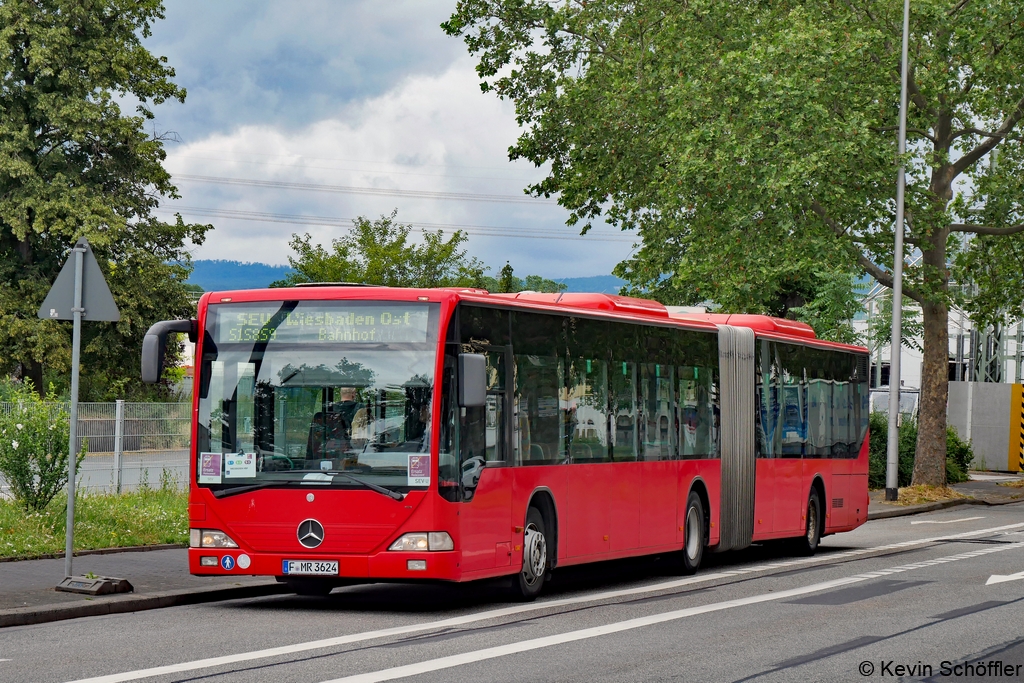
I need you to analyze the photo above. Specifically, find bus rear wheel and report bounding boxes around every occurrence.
[678,491,705,575]
[792,489,822,556]
[511,507,548,601]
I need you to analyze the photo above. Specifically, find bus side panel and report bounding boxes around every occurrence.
[774,457,804,534]
[639,460,678,547]
[849,431,870,527]
[825,457,849,530]
[511,465,568,565]
[567,464,612,556]
[608,462,640,552]
[752,459,775,538]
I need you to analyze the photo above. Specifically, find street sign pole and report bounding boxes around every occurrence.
[38,237,121,587]
[886,0,912,502]
[64,244,85,578]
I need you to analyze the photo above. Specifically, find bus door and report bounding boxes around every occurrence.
[458,348,513,573]
[773,375,806,534]
[754,341,777,536]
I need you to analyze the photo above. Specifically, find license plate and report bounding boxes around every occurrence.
[282,560,339,576]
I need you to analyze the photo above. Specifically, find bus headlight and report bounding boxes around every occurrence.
[190,529,239,548]
[388,532,453,551]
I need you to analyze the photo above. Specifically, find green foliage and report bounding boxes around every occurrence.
[945,425,974,485]
[866,291,924,354]
[276,213,569,294]
[868,413,916,489]
[786,270,863,344]
[498,262,518,293]
[0,382,84,511]
[0,0,212,400]
[868,413,974,489]
[484,262,566,294]
[273,211,488,288]
[0,485,187,559]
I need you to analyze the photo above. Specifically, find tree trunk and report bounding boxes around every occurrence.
[913,240,949,486]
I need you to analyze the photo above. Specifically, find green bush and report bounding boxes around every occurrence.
[945,426,973,484]
[0,383,85,511]
[868,412,974,488]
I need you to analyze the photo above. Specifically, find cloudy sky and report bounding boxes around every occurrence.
[143,1,634,279]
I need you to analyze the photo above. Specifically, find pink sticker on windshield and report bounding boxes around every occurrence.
[407,455,430,486]
[199,452,222,484]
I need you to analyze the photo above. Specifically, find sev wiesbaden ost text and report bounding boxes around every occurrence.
[860,660,1024,677]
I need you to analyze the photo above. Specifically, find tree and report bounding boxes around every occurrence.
[273,211,488,288]
[498,261,518,293]
[0,0,211,399]
[445,0,1024,486]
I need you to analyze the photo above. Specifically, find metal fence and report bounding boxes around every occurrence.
[0,401,191,497]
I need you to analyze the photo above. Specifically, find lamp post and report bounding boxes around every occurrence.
[886,0,912,502]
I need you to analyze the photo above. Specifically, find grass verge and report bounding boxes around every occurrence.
[890,485,973,506]
[0,488,187,560]
[997,479,1024,489]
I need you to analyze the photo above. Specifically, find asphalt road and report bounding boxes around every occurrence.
[3,504,1024,683]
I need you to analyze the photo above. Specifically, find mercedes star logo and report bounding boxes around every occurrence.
[297,519,325,549]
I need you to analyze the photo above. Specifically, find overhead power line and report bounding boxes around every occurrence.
[170,155,541,183]
[173,174,558,205]
[158,205,636,244]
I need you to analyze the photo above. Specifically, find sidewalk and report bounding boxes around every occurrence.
[868,471,1024,519]
[0,548,285,628]
[2,472,1021,629]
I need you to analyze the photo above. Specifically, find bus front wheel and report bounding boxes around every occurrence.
[512,507,548,601]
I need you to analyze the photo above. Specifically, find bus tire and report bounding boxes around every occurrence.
[512,507,548,601]
[287,578,335,597]
[679,490,705,575]
[793,489,822,556]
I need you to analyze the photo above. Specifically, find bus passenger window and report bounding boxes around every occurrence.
[611,361,637,462]
[679,365,714,459]
[567,357,610,462]
[640,364,674,461]
[512,311,566,466]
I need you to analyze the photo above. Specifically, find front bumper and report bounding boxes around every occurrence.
[189,548,461,581]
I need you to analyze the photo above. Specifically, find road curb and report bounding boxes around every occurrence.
[867,496,1023,520]
[0,582,289,629]
[0,543,187,564]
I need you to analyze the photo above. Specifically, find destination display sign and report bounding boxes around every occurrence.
[210,302,435,344]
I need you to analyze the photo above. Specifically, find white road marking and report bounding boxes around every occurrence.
[66,521,1024,683]
[986,570,1024,585]
[911,516,985,525]
[324,542,1024,683]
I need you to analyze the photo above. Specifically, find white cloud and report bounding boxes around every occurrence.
[161,58,634,279]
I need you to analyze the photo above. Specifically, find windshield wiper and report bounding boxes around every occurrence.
[211,472,406,501]
[212,480,306,499]
[321,471,406,501]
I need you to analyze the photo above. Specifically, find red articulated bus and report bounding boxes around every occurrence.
[142,285,870,600]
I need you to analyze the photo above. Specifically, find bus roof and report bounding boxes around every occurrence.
[197,286,867,352]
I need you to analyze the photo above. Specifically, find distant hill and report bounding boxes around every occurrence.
[187,260,625,294]
[556,275,626,294]
[188,260,294,291]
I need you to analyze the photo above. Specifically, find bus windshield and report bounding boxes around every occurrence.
[195,300,440,492]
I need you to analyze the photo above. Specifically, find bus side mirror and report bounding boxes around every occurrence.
[142,319,197,383]
[458,353,487,407]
